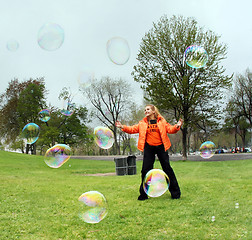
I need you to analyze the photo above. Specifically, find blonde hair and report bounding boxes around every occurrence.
[145,104,163,119]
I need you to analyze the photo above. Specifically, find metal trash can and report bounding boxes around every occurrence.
[127,155,137,175]
[114,157,127,176]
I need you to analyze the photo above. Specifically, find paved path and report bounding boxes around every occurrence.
[71,153,252,162]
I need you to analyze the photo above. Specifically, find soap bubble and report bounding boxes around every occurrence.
[143,169,169,197]
[61,100,76,116]
[6,39,19,52]
[211,216,215,222]
[184,45,208,68]
[199,141,216,159]
[22,123,40,144]
[235,203,239,209]
[78,71,94,89]
[38,109,51,122]
[94,126,114,149]
[44,144,71,168]
[106,37,130,65]
[78,191,108,224]
[37,23,64,51]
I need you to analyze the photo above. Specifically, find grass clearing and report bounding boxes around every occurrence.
[1,151,251,239]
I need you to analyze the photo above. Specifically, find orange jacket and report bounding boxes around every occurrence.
[122,116,180,152]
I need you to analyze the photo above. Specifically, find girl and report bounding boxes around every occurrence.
[115,104,183,200]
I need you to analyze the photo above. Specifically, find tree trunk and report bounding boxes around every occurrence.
[117,130,121,155]
[25,144,30,154]
[240,130,246,151]
[113,127,120,155]
[234,127,238,148]
[187,130,191,154]
[129,139,132,155]
[114,137,119,155]
[122,144,126,155]
[181,127,188,160]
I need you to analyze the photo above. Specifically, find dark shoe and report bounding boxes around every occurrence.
[171,193,181,199]
[138,195,148,201]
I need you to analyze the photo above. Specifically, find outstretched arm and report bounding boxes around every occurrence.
[177,118,183,128]
[166,118,183,133]
[115,121,139,134]
[115,120,124,129]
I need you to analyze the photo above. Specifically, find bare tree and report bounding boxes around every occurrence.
[82,76,133,154]
[232,69,252,126]
[225,100,240,149]
[119,103,144,155]
[225,69,252,150]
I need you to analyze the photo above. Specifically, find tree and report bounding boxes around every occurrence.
[225,98,251,151]
[0,81,91,155]
[132,15,232,159]
[231,69,252,127]
[17,82,47,123]
[81,76,133,155]
[236,117,250,150]
[17,82,47,154]
[224,69,252,150]
[119,103,144,155]
[37,88,91,155]
[0,78,47,150]
[224,100,240,149]
[37,106,91,155]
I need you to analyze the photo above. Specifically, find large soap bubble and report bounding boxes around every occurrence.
[37,23,64,51]
[106,37,130,65]
[199,141,216,159]
[78,191,108,224]
[94,126,114,149]
[184,45,208,69]
[22,123,40,144]
[143,169,169,197]
[44,144,71,168]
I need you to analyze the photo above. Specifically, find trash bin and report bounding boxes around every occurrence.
[127,155,137,175]
[114,157,127,176]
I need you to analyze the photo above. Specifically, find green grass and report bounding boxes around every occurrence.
[0,150,251,240]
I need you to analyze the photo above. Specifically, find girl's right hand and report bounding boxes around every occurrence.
[115,121,123,128]
[177,118,183,127]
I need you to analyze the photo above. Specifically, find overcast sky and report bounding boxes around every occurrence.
[0,0,251,109]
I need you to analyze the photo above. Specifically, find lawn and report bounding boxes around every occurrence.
[0,150,251,240]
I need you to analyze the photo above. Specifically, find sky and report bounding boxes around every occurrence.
[0,0,251,109]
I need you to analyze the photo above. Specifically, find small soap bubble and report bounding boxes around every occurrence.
[143,169,169,197]
[199,141,216,159]
[78,191,108,224]
[38,109,51,122]
[78,71,94,89]
[44,144,71,168]
[22,123,40,144]
[6,39,19,52]
[61,100,76,116]
[235,203,239,209]
[106,37,130,65]
[211,216,215,222]
[184,45,208,69]
[94,126,114,150]
[37,23,64,51]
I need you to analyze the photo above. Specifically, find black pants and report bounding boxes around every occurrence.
[139,143,181,198]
